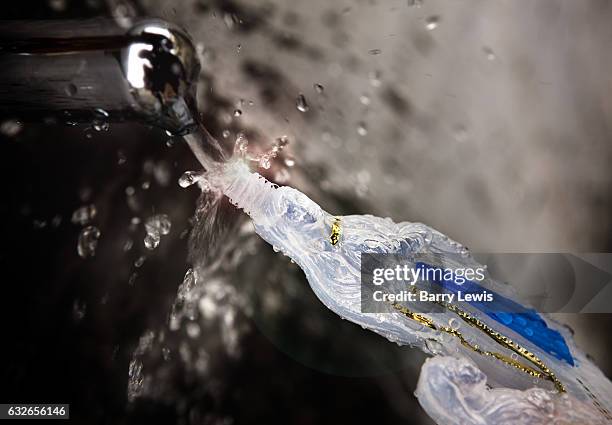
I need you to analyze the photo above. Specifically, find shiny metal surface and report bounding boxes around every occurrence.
[0,18,201,135]
[121,20,201,134]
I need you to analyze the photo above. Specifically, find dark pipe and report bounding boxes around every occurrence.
[0,18,201,135]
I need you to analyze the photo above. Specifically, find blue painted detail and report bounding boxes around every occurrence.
[415,262,574,366]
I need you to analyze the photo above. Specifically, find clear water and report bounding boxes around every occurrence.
[143,214,172,250]
[77,225,100,258]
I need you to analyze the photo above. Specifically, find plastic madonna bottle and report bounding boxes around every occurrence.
[207,159,612,425]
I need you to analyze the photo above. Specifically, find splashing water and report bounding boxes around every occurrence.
[425,16,440,31]
[77,226,100,258]
[357,122,368,136]
[193,158,612,424]
[143,214,171,250]
[178,170,206,188]
[225,133,289,171]
[0,119,23,137]
[91,108,110,132]
[71,204,97,226]
[296,94,310,112]
[127,359,144,402]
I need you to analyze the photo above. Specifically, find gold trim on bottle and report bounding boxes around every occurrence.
[389,301,565,393]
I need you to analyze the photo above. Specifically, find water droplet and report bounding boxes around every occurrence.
[51,215,62,227]
[77,226,100,258]
[144,233,160,250]
[178,171,204,188]
[73,299,86,321]
[33,219,47,229]
[236,44,242,53]
[483,46,496,61]
[284,156,295,167]
[65,83,77,96]
[161,347,171,361]
[234,133,249,156]
[313,83,324,94]
[186,322,201,338]
[123,239,134,252]
[360,94,371,106]
[233,109,242,117]
[274,168,290,183]
[134,256,146,268]
[222,129,230,138]
[145,214,171,239]
[136,333,154,354]
[48,0,67,12]
[117,150,127,165]
[0,120,23,137]
[407,0,422,7]
[368,70,382,87]
[143,215,171,250]
[151,161,171,187]
[368,48,382,55]
[177,268,197,302]
[223,12,241,30]
[94,107,110,119]
[357,122,368,136]
[448,318,459,330]
[127,359,144,402]
[141,181,150,190]
[259,155,271,169]
[166,139,175,148]
[92,108,110,132]
[296,94,310,112]
[71,204,97,226]
[425,16,440,31]
[275,135,289,149]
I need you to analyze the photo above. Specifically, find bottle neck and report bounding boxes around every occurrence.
[219,161,277,221]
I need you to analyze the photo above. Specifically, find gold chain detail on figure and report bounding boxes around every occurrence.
[329,217,342,246]
[389,300,565,393]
